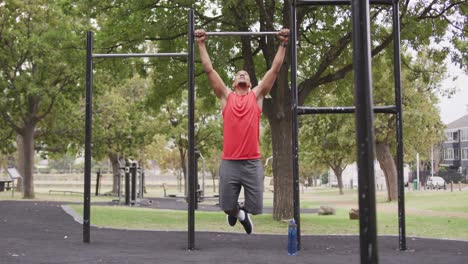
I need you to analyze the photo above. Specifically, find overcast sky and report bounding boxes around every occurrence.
[437,62,468,125]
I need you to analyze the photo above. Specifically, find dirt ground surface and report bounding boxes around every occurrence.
[1,200,467,264]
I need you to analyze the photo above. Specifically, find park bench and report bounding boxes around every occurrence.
[48,190,83,195]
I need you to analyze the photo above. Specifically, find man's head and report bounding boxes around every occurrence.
[232,70,251,90]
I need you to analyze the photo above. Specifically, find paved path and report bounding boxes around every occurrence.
[1,200,467,264]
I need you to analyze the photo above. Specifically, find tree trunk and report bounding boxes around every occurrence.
[210,168,218,193]
[15,135,25,193]
[179,147,186,196]
[267,104,293,220]
[331,166,345,195]
[108,152,121,194]
[178,170,182,193]
[212,176,216,193]
[376,142,398,201]
[21,127,35,199]
[263,53,292,220]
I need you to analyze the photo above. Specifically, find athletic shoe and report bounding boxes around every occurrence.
[239,211,253,234]
[227,214,237,226]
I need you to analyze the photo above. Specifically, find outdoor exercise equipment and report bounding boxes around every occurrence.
[84,10,196,249]
[83,2,407,262]
[83,9,286,250]
[205,31,280,36]
[116,161,147,206]
[95,169,101,196]
[291,0,406,262]
[129,162,146,205]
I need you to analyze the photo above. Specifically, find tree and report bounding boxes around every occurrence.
[0,118,15,155]
[372,50,446,201]
[78,1,200,194]
[212,1,466,218]
[297,50,446,200]
[202,147,222,193]
[300,82,356,195]
[34,91,85,176]
[145,134,185,192]
[148,96,223,196]
[0,0,84,198]
[298,153,328,188]
[48,153,76,174]
[90,75,159,193]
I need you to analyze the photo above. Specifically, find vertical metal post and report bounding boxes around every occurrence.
[351,0,379,263]
[431,145,434,177]
[290,0,301,249]
[131,162,137,205]
[83,31,93,243]
[125,163,130,206]
[392,0,407,251]
[416,153,420,189]
[187,9,196,251]
[95,169,101,196]
[141,167,145,199]
[118,168,122,204]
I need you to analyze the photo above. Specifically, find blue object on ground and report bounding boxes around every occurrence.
[288,219,297,256]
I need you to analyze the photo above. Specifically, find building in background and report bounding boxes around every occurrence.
[328,161,409,190]
[440,114,468,181]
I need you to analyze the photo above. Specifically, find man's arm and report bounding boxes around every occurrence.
[253,28,289,99]
[195,30,230,105]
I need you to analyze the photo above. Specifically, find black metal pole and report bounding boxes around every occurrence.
[93,52,188,58]
[141,167,145,198]
[125,163,130,206]
[392,0,407,251]
[118,167,122,204]
[351,0,379,263]
[290,0,301,250]
[83,31,93,244]
[297,105,397,114]
[206,31,279,36]
[295,0,392,6]
[131,162,137,205]
[95,168,101,196]
[187,9,196,251]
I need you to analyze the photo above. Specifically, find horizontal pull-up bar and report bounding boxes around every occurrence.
[297,105,397,115]
[295,0,392,6]
[93,52,188,58]
[206,31,281,36]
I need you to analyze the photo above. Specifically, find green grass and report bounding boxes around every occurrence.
[404,191,468,213]
[3,186,467,240]
[67,203,468,240]
[67,204,288,233]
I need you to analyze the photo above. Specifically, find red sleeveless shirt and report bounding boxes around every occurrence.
[222,92,262,160]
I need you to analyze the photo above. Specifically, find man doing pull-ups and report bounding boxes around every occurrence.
[195,28,289,234]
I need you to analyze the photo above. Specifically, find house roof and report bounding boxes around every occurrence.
[446,114,468,129]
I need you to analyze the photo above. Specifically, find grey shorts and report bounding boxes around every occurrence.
[219,159,264,215]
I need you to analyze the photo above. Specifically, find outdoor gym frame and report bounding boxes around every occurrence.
[291,0,406,263]
[84,10,196,249]
[83,1,406,263]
